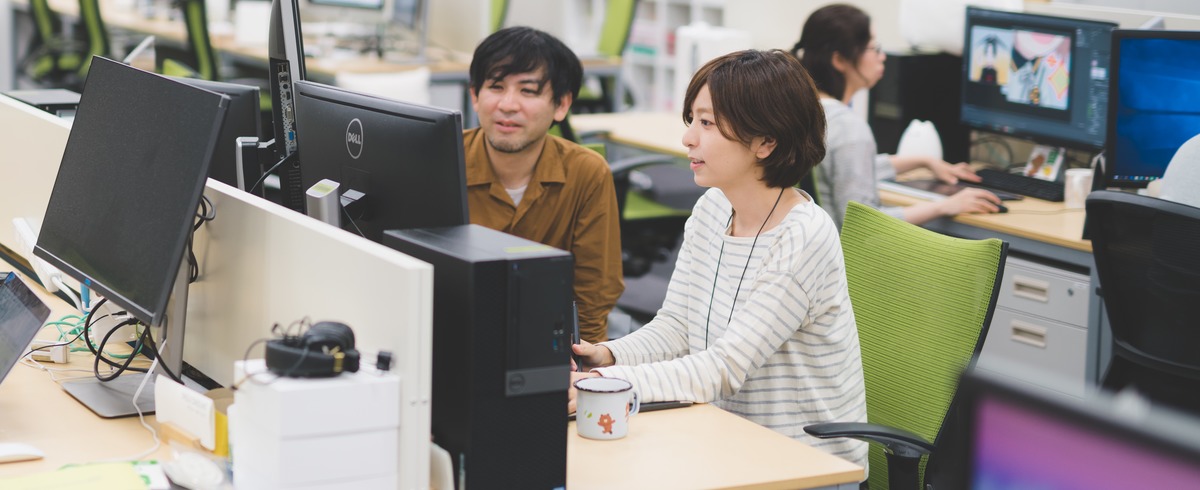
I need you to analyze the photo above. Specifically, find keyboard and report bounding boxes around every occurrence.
[972,168,1065,202]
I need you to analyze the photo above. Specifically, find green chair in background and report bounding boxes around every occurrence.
[490,0,508,32]
[76,0,111,79]
[22,0,82,86]
[573,0,638,113]
[160,0,219,81]
[805,202,1007,490]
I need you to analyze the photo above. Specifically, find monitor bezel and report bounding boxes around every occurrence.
[1104,28,1200,189]
[960,7,1117,151]
[32,58,228,327]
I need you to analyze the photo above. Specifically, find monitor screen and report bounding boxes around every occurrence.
[1105,30,1200,188]
[293,80,468,242]
[171,77,262,189]
[965,372,1200,489]
[0,273,51,386]
[961,7,1115,150]
[33,57,228,326]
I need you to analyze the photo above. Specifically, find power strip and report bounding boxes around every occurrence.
[29,339,71,364]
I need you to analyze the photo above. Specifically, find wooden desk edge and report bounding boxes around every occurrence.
[879,190,1092,253]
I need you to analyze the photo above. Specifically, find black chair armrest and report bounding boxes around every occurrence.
[609,154,683,177]
[804,422,934,458]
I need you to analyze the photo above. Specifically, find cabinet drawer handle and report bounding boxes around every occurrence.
[1010,320,1047,349]
[1012,275,1051,303]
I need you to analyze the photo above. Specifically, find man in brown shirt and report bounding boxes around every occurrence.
[465,27,623,343]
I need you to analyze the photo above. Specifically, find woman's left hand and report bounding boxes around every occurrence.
[931,160,982,185]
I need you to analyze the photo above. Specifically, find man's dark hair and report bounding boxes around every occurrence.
[682,49,826,189]
[791,4,872,101]
[469,26,583,104]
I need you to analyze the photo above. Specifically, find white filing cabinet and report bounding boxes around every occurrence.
[978,256,1093,398]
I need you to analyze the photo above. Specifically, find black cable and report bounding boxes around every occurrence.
[187,196,215,283]
[93,320,150,382]
[249,153,293,195]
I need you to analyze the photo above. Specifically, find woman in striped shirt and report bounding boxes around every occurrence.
[570,49,869,468]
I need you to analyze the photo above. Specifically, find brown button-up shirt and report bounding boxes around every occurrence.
[463,128,624,343]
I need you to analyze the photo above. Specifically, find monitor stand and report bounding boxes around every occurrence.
[60,254,191,418]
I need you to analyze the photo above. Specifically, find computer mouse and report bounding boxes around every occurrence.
[0,442,45,464]
[996,204,1009,214]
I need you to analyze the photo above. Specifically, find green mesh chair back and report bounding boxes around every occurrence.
[596,0,637,58]
[23,0,84,85]
[76,0,111,78]
[490,0,508,32]
[182,0,219,80]
[575,0,638,113]
[841,202,1006,490]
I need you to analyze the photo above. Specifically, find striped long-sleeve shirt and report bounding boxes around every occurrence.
[596,188,868,469]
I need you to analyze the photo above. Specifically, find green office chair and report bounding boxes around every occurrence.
[20,0,88,88]
[490,0,509,32]
[76,0,111,79]
[160,0,219,81]
[805,202,1007,490]
[573,0,638,113]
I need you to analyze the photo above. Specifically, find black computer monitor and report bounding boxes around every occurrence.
[1105,29,1200,188]
[960,370,1200,488]
[293,80,468,242]
[268,0,307,212]
[33,58,227,386]
[172,77,262,189]
[961,7,1116,150]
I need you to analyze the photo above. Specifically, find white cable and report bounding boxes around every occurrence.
[89,341,163,464]
[50,276,84,313]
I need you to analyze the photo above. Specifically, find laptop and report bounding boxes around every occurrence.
[0,272,52,386]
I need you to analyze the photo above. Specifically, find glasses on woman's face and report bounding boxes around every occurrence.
[868,41,883,55]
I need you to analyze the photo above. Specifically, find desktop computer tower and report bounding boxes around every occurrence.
[868,52,970,164]
[384,225,573,490]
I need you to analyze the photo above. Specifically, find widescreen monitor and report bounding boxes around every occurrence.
[293,80,468,242]
[171,77,262,189]
[962,370,1200,489]
[34,57,227,330]
[1105,29,1200,188]
[961,7,1116,150]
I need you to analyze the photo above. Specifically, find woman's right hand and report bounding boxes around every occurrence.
[940,187,1002,216]
[572,340,615,370]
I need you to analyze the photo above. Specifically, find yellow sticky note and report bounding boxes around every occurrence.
[0,463,147,489]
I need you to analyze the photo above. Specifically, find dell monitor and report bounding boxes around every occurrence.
[961,369,1200,488]
[1105,29,1200,188]
[293,80,468,242]
[172,77,262,189]
[33,57,228,415]
[961,7,1116,150]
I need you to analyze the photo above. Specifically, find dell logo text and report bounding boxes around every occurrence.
[346,118,364,159]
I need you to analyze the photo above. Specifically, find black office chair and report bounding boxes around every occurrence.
[551,116,694,279]
[1087,190,1200,414]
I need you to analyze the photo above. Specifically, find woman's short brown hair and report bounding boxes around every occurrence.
[682,49,826,189]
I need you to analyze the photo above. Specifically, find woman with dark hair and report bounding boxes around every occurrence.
[570,49,868,469]
[794,4,1001,228]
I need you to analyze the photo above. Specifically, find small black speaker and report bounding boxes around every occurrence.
[869,51,971,164]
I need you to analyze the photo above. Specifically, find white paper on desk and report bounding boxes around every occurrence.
[154,375,216,450]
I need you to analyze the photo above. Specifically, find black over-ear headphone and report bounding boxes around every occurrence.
[265,321,361,378]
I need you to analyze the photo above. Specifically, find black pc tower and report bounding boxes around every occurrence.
[384,225,573,490]
[868,52,970,164]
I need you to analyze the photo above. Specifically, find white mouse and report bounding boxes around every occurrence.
[0,442,45,463]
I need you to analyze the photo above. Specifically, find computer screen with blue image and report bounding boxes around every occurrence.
[1106,30,1200,188]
